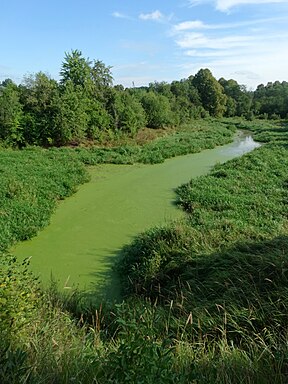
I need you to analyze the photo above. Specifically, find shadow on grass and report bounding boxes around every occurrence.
[46,243,134,322]
[85,247,124,303]
[130,234,288,327]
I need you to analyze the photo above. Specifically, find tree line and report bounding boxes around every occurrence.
[0,49,287,147]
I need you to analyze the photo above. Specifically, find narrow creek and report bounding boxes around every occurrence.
[12,133,260,297]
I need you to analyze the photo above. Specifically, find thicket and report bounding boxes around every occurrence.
[1,50,288,148]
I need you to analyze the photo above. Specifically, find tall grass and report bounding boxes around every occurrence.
[1,119,288,383]
[0,149,89,252]
[56,119,236,165]
[116,120,288,382]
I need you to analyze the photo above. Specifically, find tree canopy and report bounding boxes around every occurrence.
[0,50,287,147]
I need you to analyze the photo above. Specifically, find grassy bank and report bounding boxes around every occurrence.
[117,120,288,382]
[0,149,89,252]
[54,119,235,165]
[1,119,287,383]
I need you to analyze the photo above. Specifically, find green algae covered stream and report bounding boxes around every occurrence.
[12,133,260,298]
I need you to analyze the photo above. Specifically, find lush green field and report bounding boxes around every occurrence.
[1,119,288,383]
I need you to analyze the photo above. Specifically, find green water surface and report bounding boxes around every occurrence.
[12,134,260,297]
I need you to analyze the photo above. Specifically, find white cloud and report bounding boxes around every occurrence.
[188,0,288,11]
[177,32,288,88]
[172,11,288,89]
[174,20,205,31]
[112,11,131,19]
[173,17,287,33]
[184,49,243,57]
[139,10,165,21]
[176,32,254,49]
[216,0,288,11]
[232,70,261,80]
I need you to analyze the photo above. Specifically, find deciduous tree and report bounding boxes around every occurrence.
[0,80,23,145]
[192,69,226,117]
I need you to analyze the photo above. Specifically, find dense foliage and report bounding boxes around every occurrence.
[1,50,287,148]
[0,149,89,252]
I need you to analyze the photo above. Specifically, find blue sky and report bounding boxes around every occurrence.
[1,0,287,89]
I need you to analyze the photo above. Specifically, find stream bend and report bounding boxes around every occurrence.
[13,133,260,294]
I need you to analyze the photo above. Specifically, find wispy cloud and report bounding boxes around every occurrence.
[215,0,288,11]
[173,16,288,51]
[176,32,254,49]
[171,12,288,88]
[112,11,131,20]
[188,0,288,11]
[232,70,261,80]
[184,48,246,57]
[139,10,165,21]
[173,17,285,32]
[174,20,205,31]
[139,10,173,22]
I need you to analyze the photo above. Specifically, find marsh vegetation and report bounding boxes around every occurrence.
[1,119,287,383]
[0,52,288,383]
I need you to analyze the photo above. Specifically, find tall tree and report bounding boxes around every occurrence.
[253,81,288,118]
[54,80,88,145]
[192,69,226,117]
[0,80,23,145]
[149,81,173,99]
[60,49,91,87]
[141,92,174,128]
[219,78,252,117]
[114,91,147,135]
[91,60,113,90]
[85,99,111,139]
[19,72,59,145]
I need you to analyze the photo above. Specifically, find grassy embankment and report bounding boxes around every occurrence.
[118,119,288,383]
[1,119,287,383]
